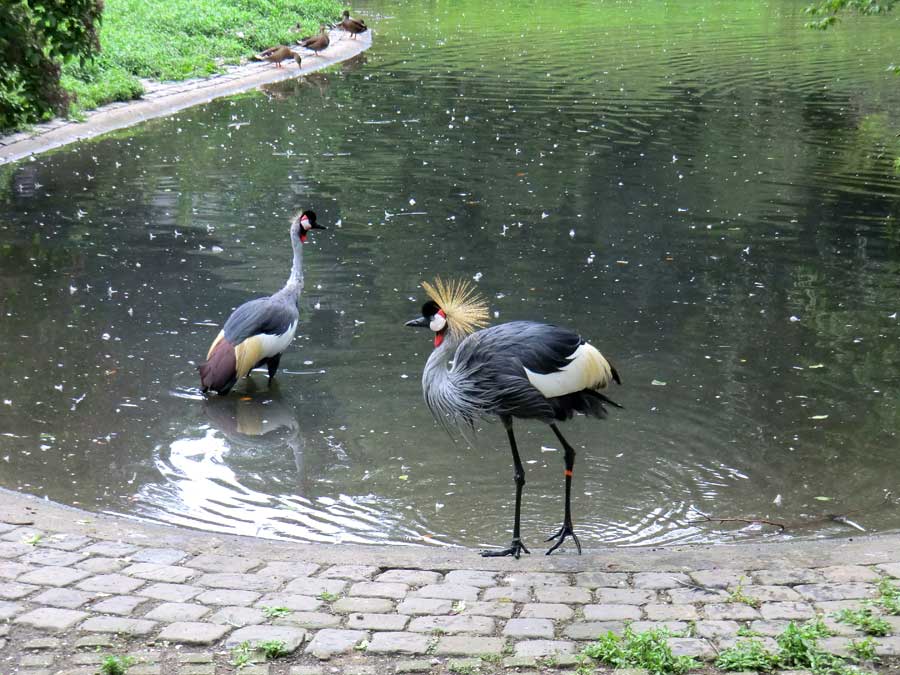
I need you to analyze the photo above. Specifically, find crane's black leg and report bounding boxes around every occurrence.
[545,423,582,555]
[267,354,282,381]
[483,417,530,558]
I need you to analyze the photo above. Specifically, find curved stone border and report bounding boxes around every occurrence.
[0,29,371,166]
[2,487,900,671]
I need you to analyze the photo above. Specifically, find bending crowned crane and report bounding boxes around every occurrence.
[198,211,325,395]
[406,278,621,558]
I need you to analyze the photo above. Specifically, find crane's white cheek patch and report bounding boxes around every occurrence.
[524,343,614,398]
[430,314,447,332]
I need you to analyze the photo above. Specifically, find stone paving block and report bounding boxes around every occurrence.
[874,636,900,655]
[461,600,516,618]
[208,605,266,626]
[21,653,56,667]
[306,628,367,657]
[275,611,341,628]
[91,595,148,615]
[144,602,210,622]
[443,570,497,587]
[503,656,538,668]
[814,599,870,614]
[821,565,881,583]
[718,637,779,653]
[73,635,115,648]
[255,592,323,611]
[196,588,261,606]
[703,603,761,620]
[395,660,431,673]
[41,534,92,551]
[482,586,531,602]
[533,585,591,604]
[320,565,380,580]
[514,640,576,657]
[434,635,505,655]
[794,583,876,602]
[179,653,214,663]
[347,612,410,631]
[818,636,853,657]
[409,614,495,634]
[257,562,319,578]
[502,618,554,638]
[689,570,746,589]
[749,619,793,636]
[630,621,688,634]
[520,603,573,620]
[632,572,690,589]
[76,573,143,594]
[366,631,430,655]
[32,587,95,609]
[0,561,34,579]
[15,607,87,631]
[185,553,262,573]
[138,583,201,602]
[376,570,442,586]
[504,572,570,587]
[876,562,900,579]
[565,621,626,640]
[175,666,211,675]
[291,668,325,675]
[759,601,816,620]
[695,620,740,640]
[121,563,198,583]
[574,571,628,588]
[594,588,657,604]
[0,581,39,599]
[130,666,162,675]
[644,603,699,621]
[76,557,125,574]
[285,577,347,597]
[584,604,642,621]
[227,625,307,652]
[349,581,409,599]
[197,573,280,592]
[72,654,104,665]
[129,548,188,565]
[333,597,394,614]
[668,637,715,660]
[80,541,138,557]
[23,637,61,649]
[20,549,86,567]
[666,587,729,604]
[79,616,157,635]
[752,568,824,585]
[0,541,38,558]
[397,597,453,615]
[18,565,91,587]
[157,621,231,644]
[411,584,479,601]
[822,616,865,636]
[740,584,802,602]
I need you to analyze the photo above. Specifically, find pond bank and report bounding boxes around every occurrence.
[1,486,899,672]
[0,29,371,166]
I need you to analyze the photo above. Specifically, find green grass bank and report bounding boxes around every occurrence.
[60,0,342,118]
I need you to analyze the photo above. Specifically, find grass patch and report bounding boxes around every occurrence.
[317,591,340,602]
[100,655,136,675]
[849,636,878,662]
[259,639,288,660]
[872,578,900,614]
[230,641,253,669]
[57,0,342,120]
[580,627,698,675]
[834,608,890,636]
[727,577,762,609]
[261,605,292,619]
[715,638,779,672]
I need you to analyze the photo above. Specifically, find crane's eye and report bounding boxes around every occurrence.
[429,311,447,332]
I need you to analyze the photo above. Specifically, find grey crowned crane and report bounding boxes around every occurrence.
[405,278,621,558]
[198,211,325,395]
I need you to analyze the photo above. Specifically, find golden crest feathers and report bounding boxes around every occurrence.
[422,277,490,336]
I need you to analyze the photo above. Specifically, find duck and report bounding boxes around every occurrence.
[254,45,302,69]
[337,10,368,39]
[298,25,330,55]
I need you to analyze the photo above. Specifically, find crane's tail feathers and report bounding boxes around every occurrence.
[586,389,623,409]
[199,337,238,395]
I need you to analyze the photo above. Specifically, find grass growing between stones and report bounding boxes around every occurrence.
[99,655,135,675]
[580,627,698,675]
[835,608,891,636]
[872,578,900,615]
[259,639,288,660]
[261,605,292,619]
[59,0,342,118]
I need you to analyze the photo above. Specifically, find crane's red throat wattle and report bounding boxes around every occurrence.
[434,331,444,348]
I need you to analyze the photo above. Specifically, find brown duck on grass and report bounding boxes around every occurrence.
[298,25,330,55]
[337,10,368,38]
[254,45,302,68]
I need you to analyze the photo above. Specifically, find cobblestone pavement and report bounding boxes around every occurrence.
[2,489,900,674]
[0,29,371,166]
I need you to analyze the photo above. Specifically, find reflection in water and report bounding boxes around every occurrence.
[1,0,899,548]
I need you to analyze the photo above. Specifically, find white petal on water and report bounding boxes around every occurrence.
[789,316,800,322]
[101,333,111,340]
[472,272,483,281]
[773,494,783,506]
[409,198,416,205]
[541,211,550,219]
[569,229,575,238]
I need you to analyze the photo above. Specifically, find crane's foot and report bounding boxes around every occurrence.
[545,523,582,555]
[481,538,530,559]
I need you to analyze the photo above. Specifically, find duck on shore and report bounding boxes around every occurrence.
[253,45,302,68]
[298,25,330,55]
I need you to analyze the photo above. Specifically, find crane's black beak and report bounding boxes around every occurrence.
[405,316,429,328]
[311,223,326,230]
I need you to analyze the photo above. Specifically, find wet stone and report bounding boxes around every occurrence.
[666,587,729,604]
[256,593,322,612]
[16,607,88,631]
[443,570,497,587]
[520,603,573,621]
[184,552,262,573]
[821,565,881,583]
[644,604,699,621]
[76,558,125,574]
[534,585,592,604]
[144,602,211,622]
[349,581,409,599]
[305,628,367,658]
[514,640,576,657]
[130,548,189,565]
[409,614,495,634]
[366,631,431,655]
[796,583,877,602]
[504,572,570,587]
[594,588,656,605]
[461,600,516,618]
[19,565,90,587]
[284,577,347,596]
[574,571,629,588]
[333,597,394,614]
[434,636,506,655]
[483,586,531,603]
[320,565,380,580]
[157,621,231,644]
[376,569,442,586]
[632,572,690,589]
[138,582,201,602]
[196,588,261,606]
[689,570,745,589]
[121,563,197,583]
[32,587,95,609]
[347,612,410,631]
[76,573,143,594]
[91,595,148,615]
[741,585,802,602]
[80,541,138,557]
[20,549,86,567]
[41,534,92,551]
[275,611,341,628]
[502,618,554,639]
[397,598,453,615]
[256,562,319,578]
[412,584,479,601]
[79,616,157,635]
[759,601,816,620]
[208,605,266,626]
[752,568,823,585]
[197,572,280,592]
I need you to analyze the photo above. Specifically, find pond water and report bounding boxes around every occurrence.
[1,0,899,552]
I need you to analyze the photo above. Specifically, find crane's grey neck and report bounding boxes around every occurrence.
[422,330,482,430]
[282,235,304,298]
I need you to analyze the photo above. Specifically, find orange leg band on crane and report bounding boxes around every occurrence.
[564,469,574,477]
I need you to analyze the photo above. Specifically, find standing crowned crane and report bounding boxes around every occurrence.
[405,278,621,558]
[198,211,325,395]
